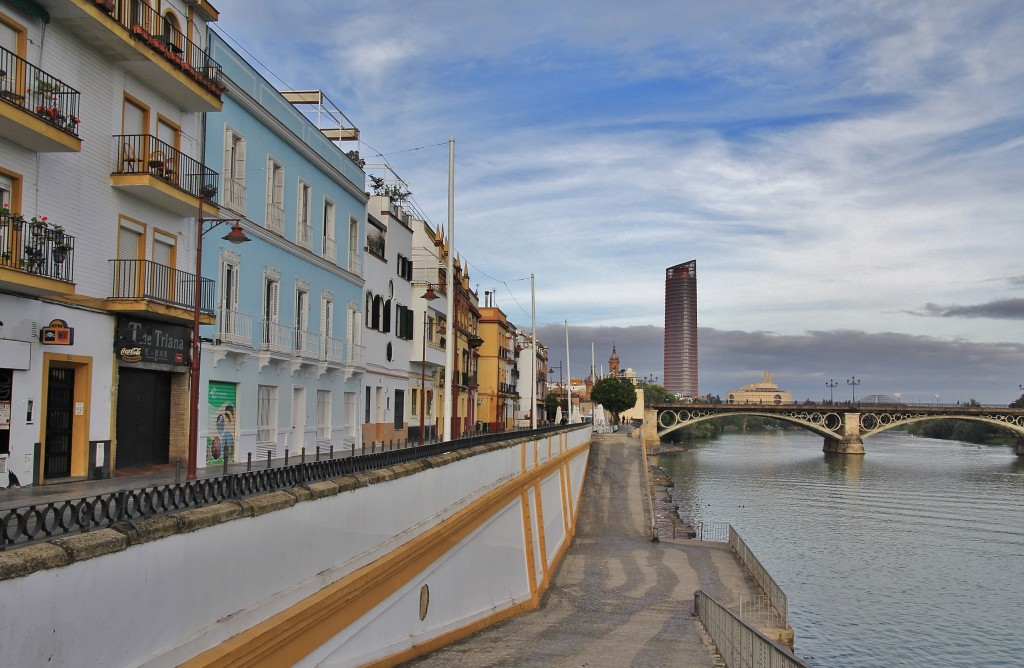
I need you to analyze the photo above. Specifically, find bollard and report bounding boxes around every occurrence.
[175,458,182,483]
[330,444,334,460]
[316,445,320,462]
[284,449,289,466]
[267,449,272,469]
[223,453,228,476]
[301,447,306,464]
[247,452,252,472]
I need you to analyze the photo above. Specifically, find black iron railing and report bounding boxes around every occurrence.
[0,214,75,282]
[0,47,82,136]
[0,424,580,549]
[109,258,214,313]
[113,134,220,201]
[118,0,223,94]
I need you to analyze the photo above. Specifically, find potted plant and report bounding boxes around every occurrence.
[29,215,50,237]
[23,244,45,272]
[51,242,71,264]
[200,184,218,198]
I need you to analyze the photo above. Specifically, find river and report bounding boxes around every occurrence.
[653,429,1024,668]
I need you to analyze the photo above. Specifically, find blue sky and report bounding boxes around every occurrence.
[211,1,1024,404]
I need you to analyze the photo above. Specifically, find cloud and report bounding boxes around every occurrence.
[537,324,1024,405]
[914,299,1024,319]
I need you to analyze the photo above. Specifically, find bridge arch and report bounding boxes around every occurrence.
[656,407,844,441]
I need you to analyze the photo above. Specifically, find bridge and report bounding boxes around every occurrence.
[649,403,1024,455]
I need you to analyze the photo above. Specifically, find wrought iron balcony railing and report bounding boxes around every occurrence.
[222,177,246,215]
[0,47,82,137]
[218,308,253,346]
[0,214,75,282]
[123,1,223,95]
[109,259,214,313]
[114,134,219,201]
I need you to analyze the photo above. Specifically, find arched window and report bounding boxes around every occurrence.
[365,292,373,328]
[382,299,391,333]
[162,11,183,53]
[372,295,384,331]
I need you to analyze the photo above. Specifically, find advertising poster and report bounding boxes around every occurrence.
[207,381,237,465]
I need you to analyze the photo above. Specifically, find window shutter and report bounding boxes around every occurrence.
[118,228,141,260]
[223,127,233,181]
[234,137,246,186]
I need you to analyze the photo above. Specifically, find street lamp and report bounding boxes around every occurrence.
[419,285,439,445]
[187,195,250,481]
[826,379,838,403]
[847,376,860,404]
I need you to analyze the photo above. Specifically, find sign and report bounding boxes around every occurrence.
[40,319,74,346]
[206,381,237,464]
[114,317,190,366]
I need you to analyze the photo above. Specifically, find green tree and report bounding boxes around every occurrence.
[591,376,638,424]
[1010,393,1024,409]
[544,391,567,421]
[640,382,675,407]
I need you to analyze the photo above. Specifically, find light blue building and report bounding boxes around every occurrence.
[197,32,366,467]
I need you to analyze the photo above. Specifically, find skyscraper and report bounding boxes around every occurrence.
[664,260,698,397]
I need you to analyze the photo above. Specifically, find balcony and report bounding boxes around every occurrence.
[0,215,76,295]
[0,48,82,152]
[323,336,345,364]
[295,329,321,361]
[217,308,253,347]
[112,134,220,216]
[322,236,336,263]
[266,202,285,235]
[348,249,361,275]
[258,320,293,355]
[107,259,214,323]
[297,222,313,250]
[222,177,246,216]
[42,0,223,112]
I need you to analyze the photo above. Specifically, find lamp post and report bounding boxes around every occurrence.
[187,194,250,481]
[847,376,860,404]
[826,379,838,403]
[419,285,439,445]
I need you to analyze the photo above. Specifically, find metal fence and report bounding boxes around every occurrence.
[0,46,81,136]
[0,424,574,550]
[730,526,788,624]
[695,520,731,542]
[694,590,811,668]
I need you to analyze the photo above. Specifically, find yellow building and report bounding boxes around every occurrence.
[477,296,517,431]
[726,372,793,405]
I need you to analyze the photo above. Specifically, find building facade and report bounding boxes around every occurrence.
[477,294,518,431]
[409,218,447,442]
[663,260,698,398]
[1,0,224,485]
[726,372,793,405]
[197,31,367,466]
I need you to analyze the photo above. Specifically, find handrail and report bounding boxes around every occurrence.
[113,134,219,201]
[694,590,810,668]
[1,215,75,282]
[109,258,214,312]
[0,46,82,136]
[730,525,788,624]
[0,425,581,549]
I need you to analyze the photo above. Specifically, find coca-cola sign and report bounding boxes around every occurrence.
[114,317,189,366]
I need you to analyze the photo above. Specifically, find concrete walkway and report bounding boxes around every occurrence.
[407,433,762,667]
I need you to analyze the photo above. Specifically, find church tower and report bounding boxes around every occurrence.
[608,344,621,377]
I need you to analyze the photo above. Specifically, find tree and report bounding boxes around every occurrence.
[545,391,567,421]
[640,382,674,407]
[591,376,637,424]
[1010,393,1024,409]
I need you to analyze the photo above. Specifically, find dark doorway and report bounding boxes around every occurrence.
[44,367,75,479]
[115,367,171,468]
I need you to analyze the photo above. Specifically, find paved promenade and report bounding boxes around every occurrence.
[408,433,762,667]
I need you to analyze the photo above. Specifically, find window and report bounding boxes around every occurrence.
[266,158,284,234]
[0,170,18,213]
[411,388,419,417]
[395,304,414,340]
[317,390,331,440]
[262,273,280,350]
[396,254,413,281]
[219,256,241,341]
[223,127,246,214]
[364,387,371,424]
[348,216,360,273]
[297,180,312,248]
[394,390,405,429]
[322,199,336,261]
[257,385,278,443]
[294,287,308,352]
[149,231,176,302]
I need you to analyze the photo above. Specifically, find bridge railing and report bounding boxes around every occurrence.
[730,525,788,624]
[0,424,580,550]
[694,590,810,668]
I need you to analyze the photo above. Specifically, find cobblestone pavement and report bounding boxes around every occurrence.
[407,433,761,667]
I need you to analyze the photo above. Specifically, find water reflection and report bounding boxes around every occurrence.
[655,430,1024,668]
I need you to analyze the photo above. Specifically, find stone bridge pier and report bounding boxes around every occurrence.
[822,412,864,455]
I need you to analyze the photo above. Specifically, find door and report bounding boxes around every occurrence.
[116,368,171,468]
[291,387,305,453]
[43,367,75,479]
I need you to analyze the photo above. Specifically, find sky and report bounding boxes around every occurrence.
[210,0,1024,405]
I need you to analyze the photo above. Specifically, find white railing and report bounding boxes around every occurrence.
[323,336,345,364]
[296,329,321,359]
[223,178,246,215]
[266,202,284,235]
[347,342,365,367]
[297,222,313,249]
[259,320,293,353]
[348,249,361,274]
[218,308,253,346]
[694,591,809,668]
[322,236,336,263]
[730,526,788,624]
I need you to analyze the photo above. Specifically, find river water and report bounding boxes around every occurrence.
[653,430,1024,668]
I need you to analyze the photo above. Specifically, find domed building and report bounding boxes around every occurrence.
[726,372,793,405]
